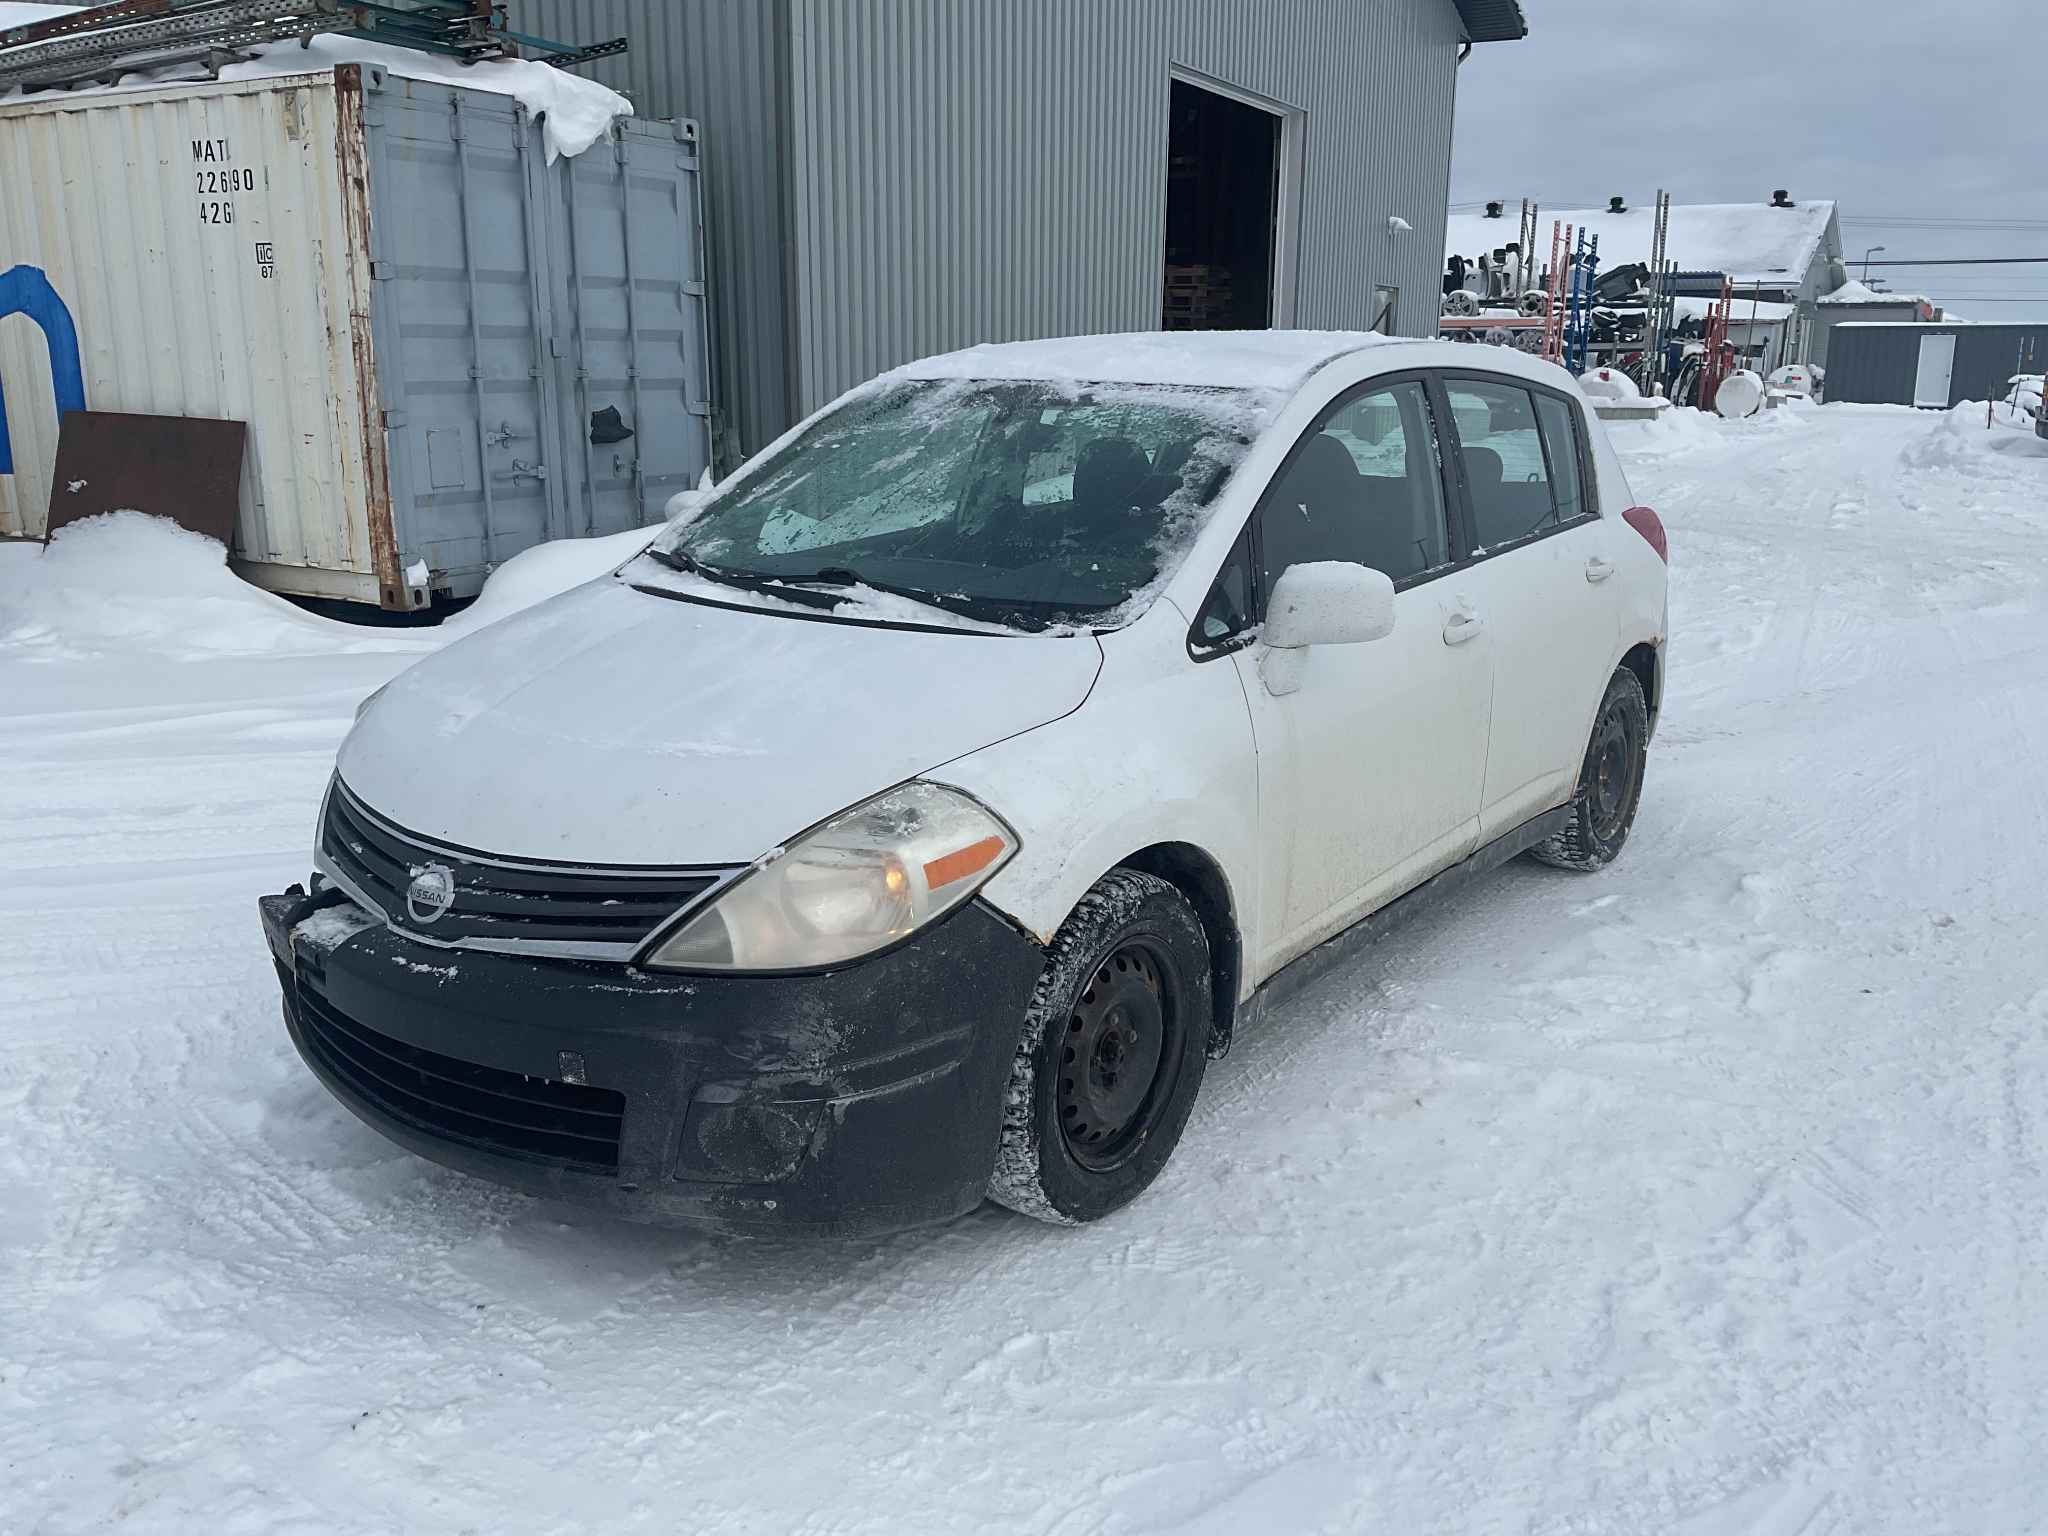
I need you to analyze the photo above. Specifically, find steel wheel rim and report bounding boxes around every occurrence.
[1588,701,1639,841]
[1056,940,1181,1171]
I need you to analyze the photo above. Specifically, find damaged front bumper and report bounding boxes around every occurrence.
[259,884,1045,1237]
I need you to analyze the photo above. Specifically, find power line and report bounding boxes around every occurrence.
[1843,217,2048,230]
[1863,257,2048,267]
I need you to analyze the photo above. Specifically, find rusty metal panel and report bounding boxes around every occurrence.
[44,409,246,543]
[0,69,377,592]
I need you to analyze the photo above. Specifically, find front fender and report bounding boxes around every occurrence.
[929,603,1262,1000]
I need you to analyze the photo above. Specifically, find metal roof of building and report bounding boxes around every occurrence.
[1454,0,1528,43]
[1447,200,1839,288]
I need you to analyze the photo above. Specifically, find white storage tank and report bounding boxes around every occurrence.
[0,61,713,608]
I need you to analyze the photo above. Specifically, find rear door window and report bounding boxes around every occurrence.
[1444,379,1559,552]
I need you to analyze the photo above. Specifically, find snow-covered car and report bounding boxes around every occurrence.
[258,333,1669,1235]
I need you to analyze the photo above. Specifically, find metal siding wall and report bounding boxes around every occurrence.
[785,0,1462,420]
[1955,326,2048,406]
[507,0,787,459]
[1824,328,1923,405]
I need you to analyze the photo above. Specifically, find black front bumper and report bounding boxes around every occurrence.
[260,888,1046,1237]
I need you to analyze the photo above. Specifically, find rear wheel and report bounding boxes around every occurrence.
[988,870,1211,1224]
[1530,667,1649,871]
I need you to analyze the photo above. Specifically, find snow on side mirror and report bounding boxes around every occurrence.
[663,466,717,523]
[1263,562,1396,649]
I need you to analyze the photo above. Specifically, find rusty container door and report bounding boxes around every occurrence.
[354,67,570,603]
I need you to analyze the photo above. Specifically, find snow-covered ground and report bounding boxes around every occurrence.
[4,403,2047,1533]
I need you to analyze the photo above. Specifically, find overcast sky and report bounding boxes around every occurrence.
[1449,0,2048,323]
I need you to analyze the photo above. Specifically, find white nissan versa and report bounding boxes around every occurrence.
[260,332,1668,1235]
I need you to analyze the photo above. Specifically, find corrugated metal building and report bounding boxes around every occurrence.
[1825,323,2048,409]
[509,0,1525,460]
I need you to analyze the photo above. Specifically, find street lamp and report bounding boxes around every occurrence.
[1862,245,1886,283]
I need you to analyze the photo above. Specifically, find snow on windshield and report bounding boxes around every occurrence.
[634,377,1283,634]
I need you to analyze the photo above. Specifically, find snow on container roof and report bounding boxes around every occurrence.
[1448,199,1838,287]
[0,4,631,160]
[896,331,1402,391]
[1818,279,1936,308]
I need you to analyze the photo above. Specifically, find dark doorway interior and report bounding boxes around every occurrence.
[1162,79,1279,331]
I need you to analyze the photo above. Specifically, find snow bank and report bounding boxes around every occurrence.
[442,523,662,635]
[1904,403,2048,467]
[0,9,631,161]
[0,511,671,662]
[0,513,427,660]
[1597,402,1725,457]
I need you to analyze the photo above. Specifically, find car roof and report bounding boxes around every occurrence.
[894,331,1580,397]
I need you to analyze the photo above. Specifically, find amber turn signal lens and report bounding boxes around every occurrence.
[923,835,1005,891]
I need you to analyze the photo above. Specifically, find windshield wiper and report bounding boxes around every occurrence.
[648,549,1082,632]
[769,566,1061,629]
[641,546,845,610]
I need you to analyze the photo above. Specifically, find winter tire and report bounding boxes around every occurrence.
[988,870,1212,1225]
[1531,666,1650,872]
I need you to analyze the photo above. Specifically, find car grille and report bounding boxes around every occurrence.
[288,967,626,1173]
[320,780,726,955]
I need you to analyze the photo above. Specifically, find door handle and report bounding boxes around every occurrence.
[1442,611,1484,646]
[1585,557,1615,584]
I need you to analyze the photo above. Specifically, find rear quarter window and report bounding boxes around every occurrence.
[1532,393,1590,522]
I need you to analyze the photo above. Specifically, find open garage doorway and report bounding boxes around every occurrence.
[1162,72,1299,331]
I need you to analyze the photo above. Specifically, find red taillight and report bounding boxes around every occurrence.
[1623,505,1667,563]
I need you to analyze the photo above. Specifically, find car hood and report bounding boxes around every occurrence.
[336,578,1102,865]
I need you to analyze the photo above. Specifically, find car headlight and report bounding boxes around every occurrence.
[642,782,1018,972]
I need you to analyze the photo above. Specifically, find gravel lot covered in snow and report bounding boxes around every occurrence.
[4,403,2046,1533]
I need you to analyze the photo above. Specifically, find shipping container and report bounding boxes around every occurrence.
[1825,322,2048,410]
[0,63,713,608]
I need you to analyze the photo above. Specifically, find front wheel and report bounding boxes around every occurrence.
[1530,667,1650,871]
[988,870,1211,1225]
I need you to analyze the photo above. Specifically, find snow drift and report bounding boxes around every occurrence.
[0,513,417,660]
[0,511,655,663]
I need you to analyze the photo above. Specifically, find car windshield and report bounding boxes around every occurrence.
[638,378,1273,632]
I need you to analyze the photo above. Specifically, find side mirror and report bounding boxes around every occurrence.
[1263,561,1396,649]
[663,467,717,524]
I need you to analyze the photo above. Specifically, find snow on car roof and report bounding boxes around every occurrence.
[897,331,1405,391]
[1447,199,1838,287]
[894,332,1588,401]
